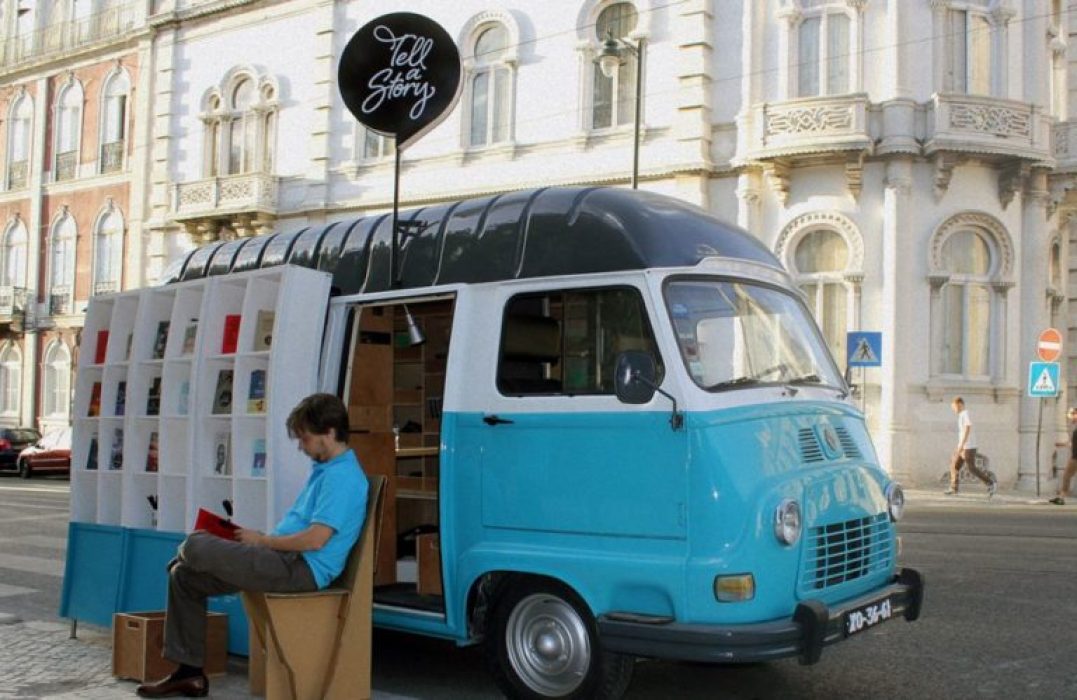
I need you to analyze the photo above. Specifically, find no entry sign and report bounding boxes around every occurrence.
[1037,327,1062,362]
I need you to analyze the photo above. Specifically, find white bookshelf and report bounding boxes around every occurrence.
[70,265,332,534]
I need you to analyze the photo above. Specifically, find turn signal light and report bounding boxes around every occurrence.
[714,574,755,602]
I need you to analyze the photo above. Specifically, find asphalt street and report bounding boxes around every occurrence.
[0,476,1074,699]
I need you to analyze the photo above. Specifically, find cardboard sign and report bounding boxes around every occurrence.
[339,13,462,150]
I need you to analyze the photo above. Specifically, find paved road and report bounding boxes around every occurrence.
[1,476,1075,698]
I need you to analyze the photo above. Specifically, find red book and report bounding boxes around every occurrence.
[221,314,241,354]
[88,382,102,417]
[194,508,239,540]
[94,330,109,364]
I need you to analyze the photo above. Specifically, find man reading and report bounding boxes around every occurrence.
[136,393,368,698]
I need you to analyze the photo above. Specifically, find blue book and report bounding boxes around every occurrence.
[251,438,267,477]
[247,369,267,413]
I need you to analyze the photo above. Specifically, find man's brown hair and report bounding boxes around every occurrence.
[286,393,350,443]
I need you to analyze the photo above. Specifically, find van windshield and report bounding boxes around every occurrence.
[664,278,843,392]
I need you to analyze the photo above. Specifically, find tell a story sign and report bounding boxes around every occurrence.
[339,13,463,150]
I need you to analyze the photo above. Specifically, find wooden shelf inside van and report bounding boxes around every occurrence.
[396,446,438,458]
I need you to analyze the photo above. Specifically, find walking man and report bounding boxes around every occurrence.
[1049,407,1077,505]
[136,393,368,698]
[946,397,997,497]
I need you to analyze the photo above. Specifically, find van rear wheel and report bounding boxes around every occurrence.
[485,577,634,699]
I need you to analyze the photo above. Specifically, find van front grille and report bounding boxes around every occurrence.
[798,428,823,462]
[799,513,893,593]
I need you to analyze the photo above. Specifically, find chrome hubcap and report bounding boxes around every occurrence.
[506,593,591,696]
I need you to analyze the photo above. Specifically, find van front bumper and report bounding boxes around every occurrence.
[597,567,923,665]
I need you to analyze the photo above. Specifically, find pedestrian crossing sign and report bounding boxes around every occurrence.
[846,331,882,367]
[1028,361,1060,398]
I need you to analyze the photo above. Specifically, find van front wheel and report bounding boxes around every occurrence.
[485,578,634,699]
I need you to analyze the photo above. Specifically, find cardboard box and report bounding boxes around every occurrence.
[416,533,442,596]
[112,611,228,682]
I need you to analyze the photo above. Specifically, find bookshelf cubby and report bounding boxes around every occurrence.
[70,265,332,534]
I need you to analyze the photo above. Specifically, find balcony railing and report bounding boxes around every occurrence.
[0,286,27,321]
[101,141,124,173]
[740,94,872,161]
[173,171,280,222]
[49,290,72,317]
[0,2,140,70]
[93,280,119,296]
[7,160,27,190]
[925,93,1051,162]
[55,151,77,182]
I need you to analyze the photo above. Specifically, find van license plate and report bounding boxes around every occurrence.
[843,596,892,636]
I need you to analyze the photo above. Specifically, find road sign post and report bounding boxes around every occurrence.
[846,332,882,414]
[1031,327,1063,497]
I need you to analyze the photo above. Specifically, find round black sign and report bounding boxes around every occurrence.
[339,13,463,150]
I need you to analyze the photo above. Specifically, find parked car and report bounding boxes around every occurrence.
[16,427,71,478]
[0,428,42,473]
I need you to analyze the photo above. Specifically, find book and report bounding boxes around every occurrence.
[221,314,241,354]
[247,368,266,413]
[251,438,266,477]
[109,428,123,470]
[94,330,109,364]
[146,376,161,416]
[86,436,98,470]
[177,379,190,416]
[253,310,274,351]
[194,508,239,540]
[145,432,158,472]
[88,382,102,417]
[212,369,234,414]
[212,431,231,475]
[152,321,170,359]
[114,381,126,416]
[181,320,198,355]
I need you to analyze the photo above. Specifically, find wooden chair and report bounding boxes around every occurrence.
[243,475,386,700]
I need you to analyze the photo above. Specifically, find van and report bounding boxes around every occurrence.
[168,186,923,699]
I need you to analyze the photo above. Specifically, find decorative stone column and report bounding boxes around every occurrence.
[1017,169,1053,492]
[735,169,763,237]
[879,158,914,482]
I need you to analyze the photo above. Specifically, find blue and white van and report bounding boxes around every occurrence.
[171,186,923,699]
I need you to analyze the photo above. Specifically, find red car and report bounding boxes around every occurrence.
[16,427,71,478]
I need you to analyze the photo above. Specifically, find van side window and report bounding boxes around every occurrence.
[498,287,662,396]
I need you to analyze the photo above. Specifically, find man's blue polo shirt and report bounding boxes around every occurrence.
[272,449,368,588]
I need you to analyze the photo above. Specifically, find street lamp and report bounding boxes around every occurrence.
[596,30,645,189]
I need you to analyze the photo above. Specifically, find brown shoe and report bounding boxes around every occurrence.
[135,672,208,698]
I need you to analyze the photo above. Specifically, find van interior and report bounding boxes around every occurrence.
[345,299,452,613]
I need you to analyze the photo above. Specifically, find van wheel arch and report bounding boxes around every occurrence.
[480,573,634,699]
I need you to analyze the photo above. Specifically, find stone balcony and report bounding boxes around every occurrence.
[0,286,27,325]
[924,93,1052,163]
[740,94,873,162]
[0,2,140,72]
[172,171,280,240]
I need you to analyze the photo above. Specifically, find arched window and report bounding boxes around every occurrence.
[93,205,123,295]
[796,11,851,96]
[7,95,32,189]
[794,230,850,367]
[0,343,21,417]
[100,70,130,173]
[592,2,639,130]
[201,70,279,177]
[228,78,257,174]
[942,6,994,95]
[54,81,83,182]
[467,24,513,147]
[42,341,71,418]
[1,219,28,288]
[49,213,77,315]
[204,95,222,177]
[929,213,1013,381]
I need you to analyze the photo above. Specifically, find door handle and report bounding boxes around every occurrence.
[483,414,515,426]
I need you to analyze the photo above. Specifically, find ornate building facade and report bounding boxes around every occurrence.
[5,0,1076,488]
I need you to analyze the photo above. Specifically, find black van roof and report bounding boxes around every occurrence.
[163,186,781,295]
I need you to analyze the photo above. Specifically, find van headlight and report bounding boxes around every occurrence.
[774,499,802,546]
[886,483,905,522]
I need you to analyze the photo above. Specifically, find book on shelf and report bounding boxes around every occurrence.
[253,310,275,351]
[177,379,190,416]
[221,314,241,354]
[247,368,267,413]
[181,320,198,355]
[251,438,266,477]
[109,428,124,470]
[88,382,102,417]
[94,330,109,364]
[114,381,126,416]
[212,369,234,414]
[152,321,170,359]
[145,432,159,473]
[86,435,98,471]
[213,431,232,475]
[146,376,162,416]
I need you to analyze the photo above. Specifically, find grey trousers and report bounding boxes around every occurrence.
[164,531,317,667]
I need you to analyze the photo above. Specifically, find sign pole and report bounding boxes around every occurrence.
[1036,397,1044,497]
[391,139,401,287]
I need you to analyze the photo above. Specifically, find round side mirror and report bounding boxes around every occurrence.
[614,351,658,404]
